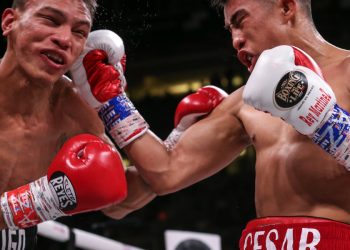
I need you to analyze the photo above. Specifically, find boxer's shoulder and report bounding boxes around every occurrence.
[52,75,92,110]
[50,75,82,113]
[322,52,350,96]
[51,75,105,135]
[216,86,245,117]
[223,86,257,126]
[324,51,350,76]
[341,53,350,76]
[208,86,251,141]
[51,75,76,104]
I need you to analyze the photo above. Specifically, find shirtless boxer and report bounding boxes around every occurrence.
[71,0,350,249]
[0,0,148,248]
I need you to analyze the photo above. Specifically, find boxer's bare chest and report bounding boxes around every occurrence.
[238,60,350,219]
[0,113,70,192]
[0,76,104,193]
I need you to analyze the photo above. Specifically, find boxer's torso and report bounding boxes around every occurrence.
[0,77,104,193]
[231,50,350,223]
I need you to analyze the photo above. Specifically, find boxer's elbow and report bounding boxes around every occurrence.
[146,174,188,196]
[103,183,158,219]
[102,206,130,220]
[135,158,191,195]
[150,184,175,196]
[102,194,155,219]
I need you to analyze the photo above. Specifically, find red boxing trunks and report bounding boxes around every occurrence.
[239,217,350,250]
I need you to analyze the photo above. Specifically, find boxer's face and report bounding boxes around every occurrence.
[2,0,92,84]
[224,0,292,72]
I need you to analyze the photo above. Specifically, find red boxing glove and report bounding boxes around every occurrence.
[83,50,126,103]
[1,134,127,229]
[164,86,228,150]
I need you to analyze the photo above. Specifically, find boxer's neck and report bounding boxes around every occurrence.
[290,26,347,69]
[0,57,54,117]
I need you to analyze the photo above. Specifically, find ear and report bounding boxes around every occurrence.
[278,0,297,23]
[2,8,16,37]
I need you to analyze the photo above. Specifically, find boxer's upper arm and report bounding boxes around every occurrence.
[344,57,350,92]
[125,88,251,195]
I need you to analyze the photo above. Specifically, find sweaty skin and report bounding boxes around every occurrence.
[0,0,155,229]
[240,58,350,220]
[121,0,350,224]
[0,75,108,229]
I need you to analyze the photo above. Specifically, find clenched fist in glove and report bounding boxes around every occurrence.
[70,30,148,148]
[164,86,228,150]
[243,45,350,169]
[1,134,127,229]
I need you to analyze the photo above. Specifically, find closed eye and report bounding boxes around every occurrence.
[226,9,248,32]
[39,14,60,26]
[232,13,246,29]
[73,29,88,38]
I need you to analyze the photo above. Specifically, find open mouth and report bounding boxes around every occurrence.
[238,51,258,72]
[41,50,66,67]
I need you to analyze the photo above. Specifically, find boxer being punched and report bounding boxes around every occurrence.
[0,0,153,248]
[71,0,350,249]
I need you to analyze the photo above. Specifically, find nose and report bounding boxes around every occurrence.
[51,26,72,50]
[232,31,245,52]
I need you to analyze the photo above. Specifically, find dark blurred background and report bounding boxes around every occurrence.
[1,0,350,249]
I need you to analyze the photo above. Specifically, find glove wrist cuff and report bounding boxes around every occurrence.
[164,128,184,151]
[0,177,64,229]
[311,104,350,170]
[99,93,149,148]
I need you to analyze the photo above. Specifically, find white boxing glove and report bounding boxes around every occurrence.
[70,30,148,148]
[70,29,127,109]
[243,45,350,169]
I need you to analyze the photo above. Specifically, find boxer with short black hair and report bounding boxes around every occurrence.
[11,0,97,19]
[73,0,350,249]
[0,0,157,248]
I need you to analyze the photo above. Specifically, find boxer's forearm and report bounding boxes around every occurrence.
[126,112,250,195]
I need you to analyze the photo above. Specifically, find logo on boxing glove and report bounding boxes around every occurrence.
[274,71,308,109]
[49,172,77,211]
